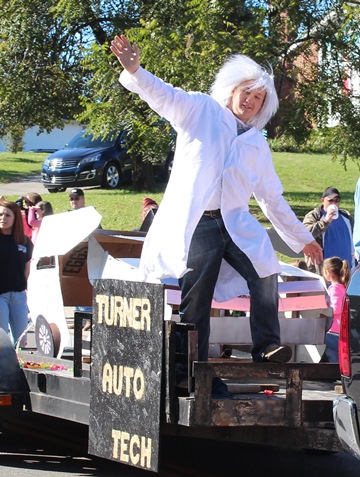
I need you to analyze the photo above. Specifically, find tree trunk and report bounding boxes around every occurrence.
[131,157,156,192]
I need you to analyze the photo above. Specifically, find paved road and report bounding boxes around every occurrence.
[0,175,98,198]
[0,175,49,197]
[1,412,360,477]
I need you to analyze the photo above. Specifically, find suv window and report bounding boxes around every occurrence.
[67,131,118,149]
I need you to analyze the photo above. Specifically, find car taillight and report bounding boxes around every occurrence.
[339,295,351,377]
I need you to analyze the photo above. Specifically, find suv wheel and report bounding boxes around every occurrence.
[102,162,121,189]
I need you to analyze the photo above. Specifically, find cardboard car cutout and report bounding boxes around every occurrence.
[27,207,145,357]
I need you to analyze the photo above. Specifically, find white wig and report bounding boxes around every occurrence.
[210,54,279,130]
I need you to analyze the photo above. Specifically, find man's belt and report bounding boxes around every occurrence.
[203,209,221,218]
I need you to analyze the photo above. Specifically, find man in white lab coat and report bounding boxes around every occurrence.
[111,35,322,395]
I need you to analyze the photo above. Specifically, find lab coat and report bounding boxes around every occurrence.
[120,67,314,301]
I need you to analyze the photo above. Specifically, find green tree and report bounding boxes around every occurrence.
[80,0,360,174]
[0,1,84,135]
[0,0,137,140]
[0,0,359,187]
[268,0,360,162]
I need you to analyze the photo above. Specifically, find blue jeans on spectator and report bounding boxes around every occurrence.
[178,215,280,365]
[324,332,339,362]
[0,291,29,345]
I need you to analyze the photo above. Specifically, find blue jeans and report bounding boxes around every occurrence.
[324,332,339,362]
[0,291,29,345]
[178,215,280,363]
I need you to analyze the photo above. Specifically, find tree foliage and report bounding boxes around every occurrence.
[0,0,359,183]
[0,1,83,136]
[0,0,137,134]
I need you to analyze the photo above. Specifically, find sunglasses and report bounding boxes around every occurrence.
[69,196,81,201]
[327,197,340,203]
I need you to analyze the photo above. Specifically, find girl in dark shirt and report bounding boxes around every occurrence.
[0,200,33,346]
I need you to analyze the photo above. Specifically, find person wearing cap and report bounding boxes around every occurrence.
[68,188,102,229]
[303,186,355,274]
[68,188,85,210]
[67,188,101,330]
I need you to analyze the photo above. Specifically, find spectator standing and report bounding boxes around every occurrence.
[68,187,102,229]
[139,197,159,232]
[111,34,322,396]
[27,200,54,244]
[321,256,350,362]
[303,187,354,274]
[0,200,34,346]
[68,188,99,330]
[142,197,159,221]
[15,192,43,240]
[25,192,43,207]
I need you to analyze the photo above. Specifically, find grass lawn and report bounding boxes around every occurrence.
[0,151,48,182]
[0,150,359,262]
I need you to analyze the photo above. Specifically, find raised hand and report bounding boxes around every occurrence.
[110,34,140,75]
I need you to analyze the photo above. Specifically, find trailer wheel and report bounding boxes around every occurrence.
[35,316,61,357]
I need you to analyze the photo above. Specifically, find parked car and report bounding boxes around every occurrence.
[333,264,360,460]
[41,129,134,193]
[41,127,175,193]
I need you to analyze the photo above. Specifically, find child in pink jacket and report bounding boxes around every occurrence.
[322,256,351,362]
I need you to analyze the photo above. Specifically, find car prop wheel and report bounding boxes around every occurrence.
[103,162,121,189]
[35,315,61,357]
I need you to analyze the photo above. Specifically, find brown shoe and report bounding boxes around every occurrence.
[82,321,91,331]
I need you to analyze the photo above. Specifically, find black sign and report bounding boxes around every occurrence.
[88,279,164,472]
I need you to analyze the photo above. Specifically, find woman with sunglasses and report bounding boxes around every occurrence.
[303,186,355,275]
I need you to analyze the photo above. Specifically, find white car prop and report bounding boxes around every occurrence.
[27,207,144,357]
